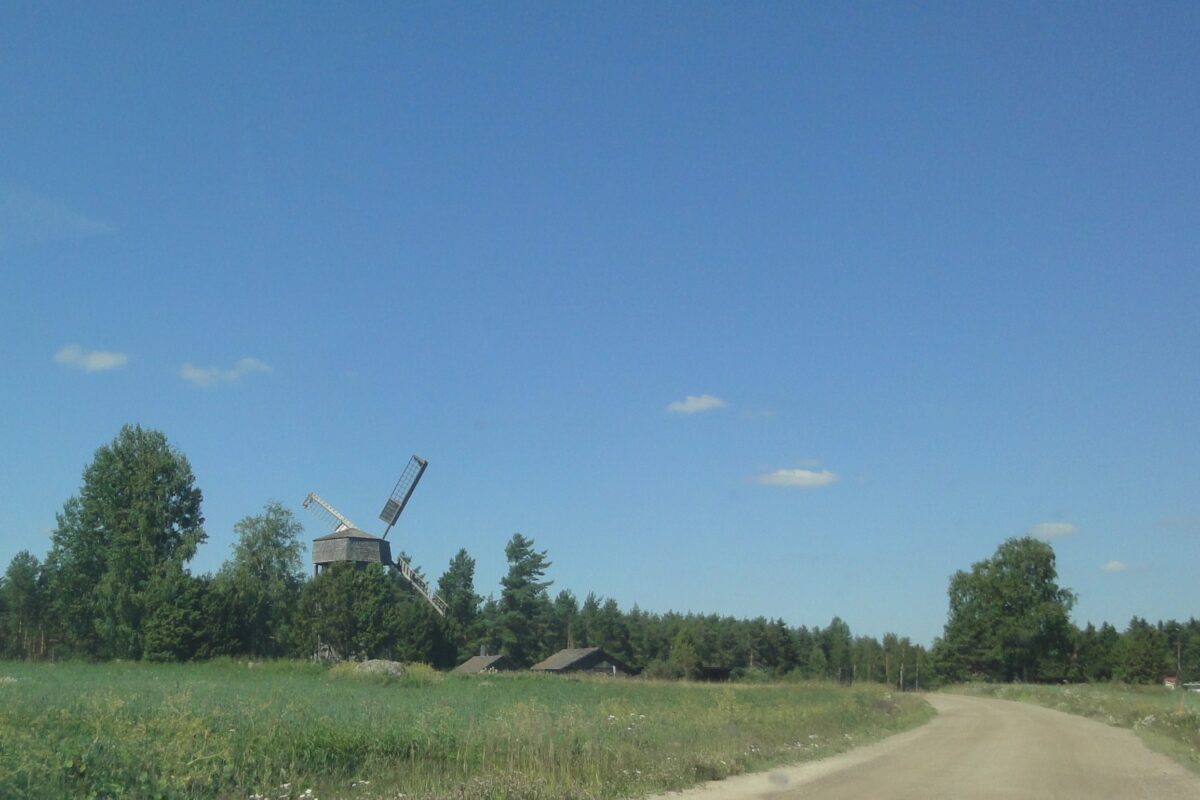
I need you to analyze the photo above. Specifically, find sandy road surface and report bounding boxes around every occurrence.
[650,693,1200,799]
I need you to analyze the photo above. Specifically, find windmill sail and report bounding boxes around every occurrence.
[303,492,356,532]
[379,455,428,534]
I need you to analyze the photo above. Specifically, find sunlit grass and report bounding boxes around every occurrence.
[949,682,1200,774]
[0,660,931,800]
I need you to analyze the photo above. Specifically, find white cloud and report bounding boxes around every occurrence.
[666,394,727,414]
[181,357,272,387]
[0,188,113,246]
[1101,560,1129,573]
[1028,522,1077,540]
[53,343,128,372]
[755,468,839,488]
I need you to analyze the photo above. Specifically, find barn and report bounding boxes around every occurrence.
[453,654,509,674]
[530,647,633,676]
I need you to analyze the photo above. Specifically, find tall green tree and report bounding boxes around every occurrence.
[551,589,579,650]
[142,568,209,662]
[1,551,47,659]
[45,425,205,659]
[1115,617,1171,683]
[1072,622,1120,681]
[822,617,854,682]
[211,502,306,657]
[497,533,552,666]
[933,536,1075,682]
[436,548,482,662]
[669,627,702,679]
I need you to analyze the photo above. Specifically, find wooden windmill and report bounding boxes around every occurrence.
[303,455,447,616]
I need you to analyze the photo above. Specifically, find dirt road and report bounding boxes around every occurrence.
[651,693,1200,799]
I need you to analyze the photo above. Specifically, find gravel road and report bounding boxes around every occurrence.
[649,693,1200,799]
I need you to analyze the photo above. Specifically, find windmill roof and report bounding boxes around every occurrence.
[453,654,507,674]
[312,527,383,541]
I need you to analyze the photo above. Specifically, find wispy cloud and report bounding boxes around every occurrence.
[181,357,272,387]
[755,468,839,488]
[666,394,727,414]
[1028,522,1077,540]
[1101,560,1129,573]
[53,344,128,372]
[1156,517,1200,532]
[0,188,113,246]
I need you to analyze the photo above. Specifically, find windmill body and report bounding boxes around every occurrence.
[303,455,447,616]
[311,528,391,574]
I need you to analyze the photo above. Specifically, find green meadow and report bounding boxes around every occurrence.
[950,682,1200,774]
[0,660,931,800]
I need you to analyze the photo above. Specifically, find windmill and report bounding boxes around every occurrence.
[303,455,447,617]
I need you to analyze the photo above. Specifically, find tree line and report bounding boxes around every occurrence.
[0,425,1193,688]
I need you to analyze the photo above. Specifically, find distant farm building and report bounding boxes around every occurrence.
[454,654,509,674]
[531,647,632,676]
[1165,674,1181,690]
[697,666,734,682]
[311,528,391,576]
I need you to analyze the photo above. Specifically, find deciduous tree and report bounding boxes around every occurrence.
[212,501,306,657]
[44,425,205,659]
[1,551,47,659]
[933,536,1075,682]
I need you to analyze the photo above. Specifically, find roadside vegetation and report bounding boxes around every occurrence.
[949,683,1200,774]
[0,660,932,800]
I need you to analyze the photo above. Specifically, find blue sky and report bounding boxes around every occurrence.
[2,3,1197,644]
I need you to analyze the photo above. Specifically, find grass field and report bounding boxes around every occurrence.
[949,682,1200,773]
[0,661,932,800]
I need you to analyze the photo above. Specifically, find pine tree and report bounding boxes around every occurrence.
[497,533,553,666]
[437,548,482,662]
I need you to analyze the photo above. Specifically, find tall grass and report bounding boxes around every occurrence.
[0,661,932,800]
[950,682,1200,773]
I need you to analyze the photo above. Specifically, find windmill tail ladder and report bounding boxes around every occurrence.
[392,556,449,616]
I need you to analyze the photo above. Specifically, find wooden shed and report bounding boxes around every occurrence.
[311,528,391,576]
[530,647,632,676]
[453,654,509,674]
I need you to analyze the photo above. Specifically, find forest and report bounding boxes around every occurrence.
[1,425,1196,688]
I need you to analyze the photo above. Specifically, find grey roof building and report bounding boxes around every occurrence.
[453,654,509,674]
[530,647,632,676]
